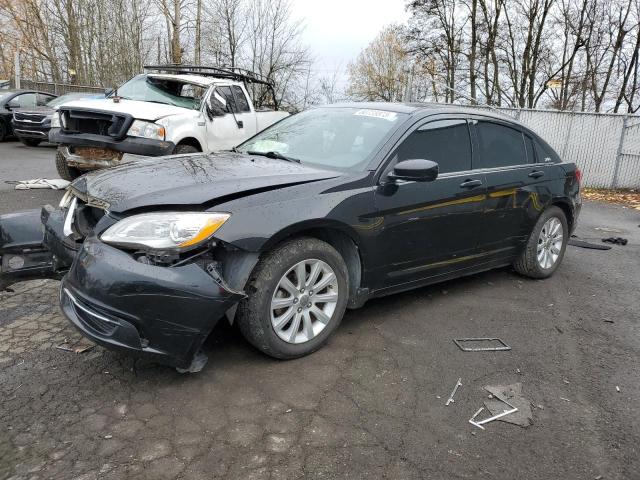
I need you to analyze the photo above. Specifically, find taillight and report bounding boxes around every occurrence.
[575,168,582,185]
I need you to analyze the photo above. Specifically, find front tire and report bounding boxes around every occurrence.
[55,149,81,181]
[236,237,349,359]
[513,206,568,279]
[0,121,6,142]
[173,144,199,154]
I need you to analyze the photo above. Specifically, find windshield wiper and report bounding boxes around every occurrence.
[246,150,300,163]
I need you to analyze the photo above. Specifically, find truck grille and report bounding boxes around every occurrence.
[59,108,133,140]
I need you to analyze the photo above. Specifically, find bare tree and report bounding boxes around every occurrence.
[347,26,410,102]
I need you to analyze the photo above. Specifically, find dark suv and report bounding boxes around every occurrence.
[0,90,57,141]
[0,103,581,372]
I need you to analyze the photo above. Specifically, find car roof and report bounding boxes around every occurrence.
[324,101,519,123]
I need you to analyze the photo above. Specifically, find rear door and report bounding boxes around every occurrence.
[372,117,487,289]
[471,119,555,256]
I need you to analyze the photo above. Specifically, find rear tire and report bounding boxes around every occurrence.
[20,138,41,147]
[513,206,568,279]
[173,144,199,154]
[236,237,349,359]
[55,149,81,181]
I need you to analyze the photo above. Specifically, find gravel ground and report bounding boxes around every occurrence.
[0,141,639,479]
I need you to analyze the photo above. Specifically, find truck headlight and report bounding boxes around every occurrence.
[127,120,166,140]
[51,112,61,128]
[100,212,230,251]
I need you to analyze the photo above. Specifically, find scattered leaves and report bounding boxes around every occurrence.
[582,188,640,210]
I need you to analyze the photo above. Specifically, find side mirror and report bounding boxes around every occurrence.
[206,101,226,119]
[6,101,19,110]
[389,159,439,182]
[104,88,114,96]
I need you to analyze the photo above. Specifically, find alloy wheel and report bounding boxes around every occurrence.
[270,259,339,344]
[537,217,563,269]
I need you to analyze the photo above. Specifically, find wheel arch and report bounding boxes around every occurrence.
[550,199,574,232]
[260,220,366,309]
[176,137,203,151]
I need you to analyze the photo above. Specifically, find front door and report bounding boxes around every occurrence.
[372,118,486,290]
[204,86,250,151]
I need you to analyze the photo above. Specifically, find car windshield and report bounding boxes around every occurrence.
[113,75,207,110]
[237,107,406,171]
[47,93,94,107]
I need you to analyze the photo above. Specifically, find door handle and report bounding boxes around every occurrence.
[460,179,483,188]
[528,170,545,178]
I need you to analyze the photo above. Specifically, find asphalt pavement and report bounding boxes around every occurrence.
[0,139,639,480]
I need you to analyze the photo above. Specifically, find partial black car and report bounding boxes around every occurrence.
[0,90,57,142]
[0,103,581,372]
[11,93,101,147]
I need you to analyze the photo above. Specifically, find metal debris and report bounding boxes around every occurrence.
[568,238,612,250]
[454,338,511,352]
[445,378,462,406]
[483,383,533,427]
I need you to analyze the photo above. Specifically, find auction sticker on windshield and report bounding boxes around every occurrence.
[353,109,398,121]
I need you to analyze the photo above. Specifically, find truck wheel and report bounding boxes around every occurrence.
[513,206,568,279]
[20,138,41,147]
[55,149,81,181]
[236,237,349,359]
[173,144,199,154]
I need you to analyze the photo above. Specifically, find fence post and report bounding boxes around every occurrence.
[14,52,20,89]
[561,112,575,160]
[612,115,628,189]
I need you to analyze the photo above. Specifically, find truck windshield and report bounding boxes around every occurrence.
[114,75,207,110]
[237,107,406,171]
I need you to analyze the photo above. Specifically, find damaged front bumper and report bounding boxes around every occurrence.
[60,237,244,369]
[0,207,78,288]
[1,208,246,370]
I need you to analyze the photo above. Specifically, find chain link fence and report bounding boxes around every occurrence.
[11,78,105,95]
[487,107,640,189]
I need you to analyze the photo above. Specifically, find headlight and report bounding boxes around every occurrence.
[51,112,61,128]
[100,212,230,251]
[127,120,165,140]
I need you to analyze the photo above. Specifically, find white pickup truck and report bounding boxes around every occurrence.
[49,65,289,180]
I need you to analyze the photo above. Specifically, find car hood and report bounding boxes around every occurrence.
[70,153,342,213]
[58,98,192,121]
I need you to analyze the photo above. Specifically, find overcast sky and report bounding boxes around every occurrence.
[291,0,409,81]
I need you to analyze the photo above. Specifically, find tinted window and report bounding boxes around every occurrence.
[232,86,251,112]
[533,139,559,163]
[475,121,528,168]
[13,93,37,108]
[396,119,472,173]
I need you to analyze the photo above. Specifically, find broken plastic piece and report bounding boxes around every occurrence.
[453,338,511,352]
[176,350,208,374]
[469,404,519,430]
[445,378,462,406]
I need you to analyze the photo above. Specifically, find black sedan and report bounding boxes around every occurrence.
[11,92,101,147]
[0,89,57,141]
[0,103,581,372]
